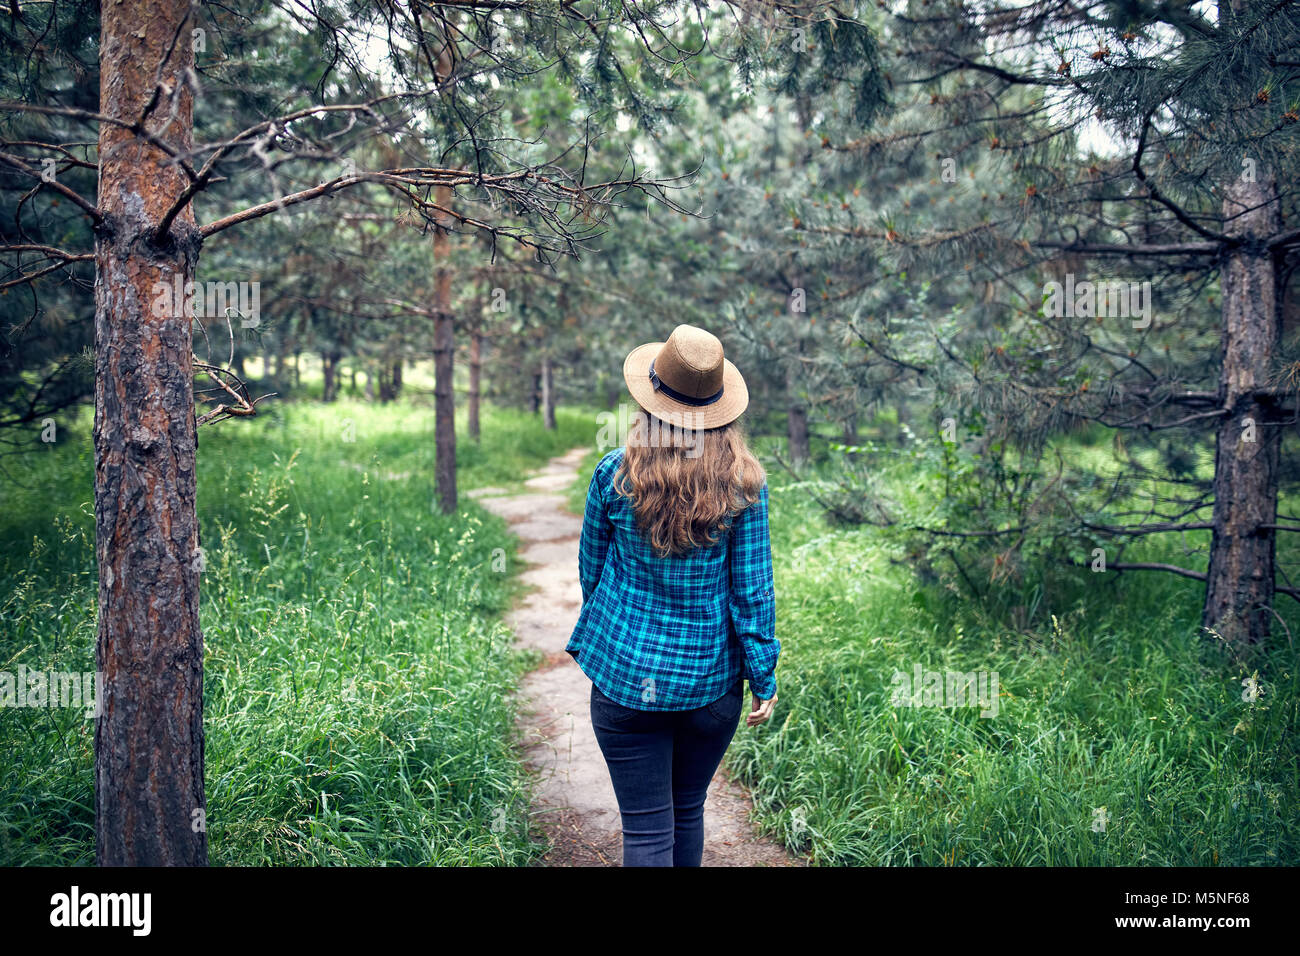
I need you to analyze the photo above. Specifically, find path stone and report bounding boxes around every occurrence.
[481,447,804,867]
[523,472,577,492]
[481,493,566,523]
[510,513,582,542]
[466,486,512,499]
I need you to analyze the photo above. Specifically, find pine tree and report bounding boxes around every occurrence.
[791,0,1300,646]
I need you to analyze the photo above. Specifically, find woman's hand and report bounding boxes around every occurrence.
[746,693,777,727]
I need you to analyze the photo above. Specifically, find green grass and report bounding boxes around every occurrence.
[0,398,595,865]
[567,426,1298,864]
[724,451,1300,865]
[3,397,1296,866]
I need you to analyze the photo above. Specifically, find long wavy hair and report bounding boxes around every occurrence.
[612,409,766,558]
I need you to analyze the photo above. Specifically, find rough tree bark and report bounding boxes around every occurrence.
[432,181,457,514]
[94,0,207,866]
[1203,176,1282,646]
[430,35,458,514]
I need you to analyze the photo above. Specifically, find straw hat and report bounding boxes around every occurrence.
[622,324,749,430]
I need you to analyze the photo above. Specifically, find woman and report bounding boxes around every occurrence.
[565,323,780,867]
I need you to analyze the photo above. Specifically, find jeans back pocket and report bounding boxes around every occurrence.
[705,679,744,723]
[591,682,643,723]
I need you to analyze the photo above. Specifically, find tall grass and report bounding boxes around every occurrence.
[724,449,1300,865]
[0,399,595,865]
[6,401,1294,867]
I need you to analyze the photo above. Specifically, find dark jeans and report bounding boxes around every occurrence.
[590,677,745,867]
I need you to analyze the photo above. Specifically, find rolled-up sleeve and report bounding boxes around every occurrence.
[729,484,779,699]
[578,459,612,604]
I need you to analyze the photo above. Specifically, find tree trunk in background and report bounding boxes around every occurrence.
[321,352,339,402]
[350,364,357,395]
[430,35,458,515]
[432,181,457,514]
[786,365,809,462]
[293,350,301,388]
[364,364,375,401]
[377,364,394,403]
[842,415,859,446]
[94,0,207,866]
[391,360,402,398]
[842,415,860,458]
[788,403,809,462]
[1203,176,1282,646]
[541,355,556,430]
[469,328,482,441]
[530,370,541,414]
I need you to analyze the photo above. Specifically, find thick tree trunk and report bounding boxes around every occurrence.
[94,0,207,866]
[1203,177,1282,646]
[530,371,541,414]
[469,328,482,442]
[433,183,457,514]
[429,41,458,514]
[391,359,403,397]
[541,355,556,430]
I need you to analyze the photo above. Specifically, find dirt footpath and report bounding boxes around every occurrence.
[474,446,804,867]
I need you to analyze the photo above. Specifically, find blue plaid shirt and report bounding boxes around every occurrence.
[565,447,779,711]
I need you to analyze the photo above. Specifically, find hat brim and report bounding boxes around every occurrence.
[622,341,749,430]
